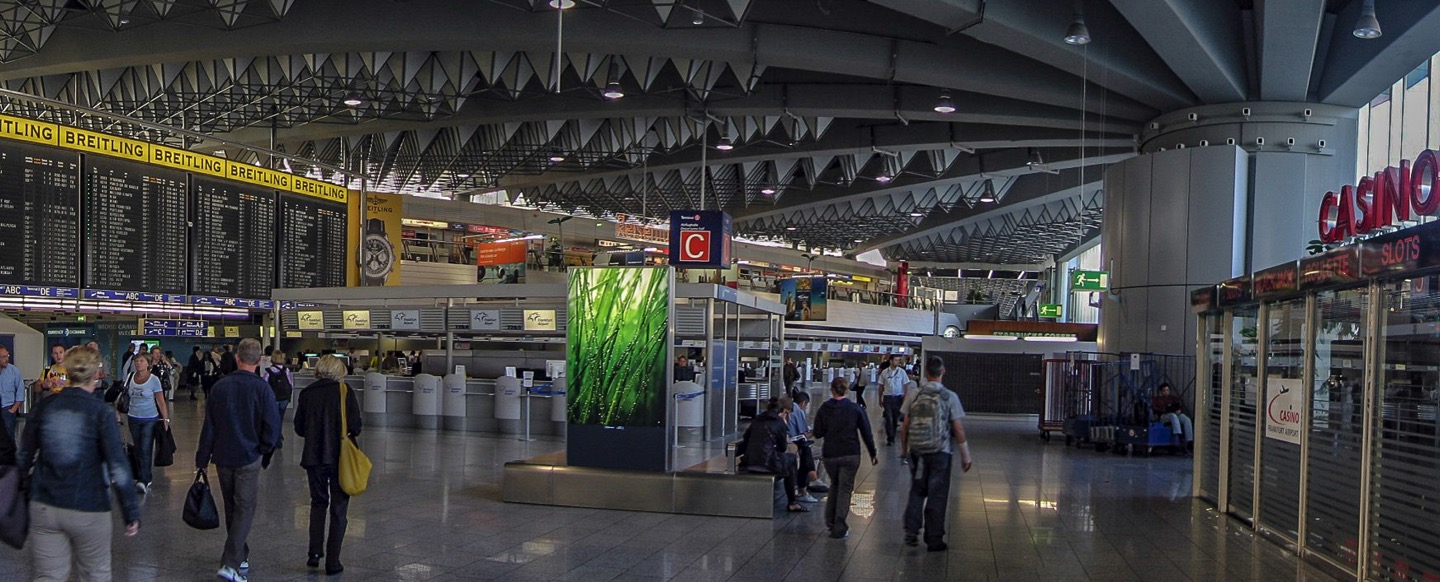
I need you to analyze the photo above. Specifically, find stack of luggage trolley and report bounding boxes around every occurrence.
[1041,352,1194,455]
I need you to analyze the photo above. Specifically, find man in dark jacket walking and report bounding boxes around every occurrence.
[812,377,878,539]
[196,338,281,582]
[737,397,807,513]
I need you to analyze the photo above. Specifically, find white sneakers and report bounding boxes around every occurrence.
[216,566,246,582]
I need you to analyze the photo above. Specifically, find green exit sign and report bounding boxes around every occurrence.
[1039,304,1063,318]
[1070,270,1110,291]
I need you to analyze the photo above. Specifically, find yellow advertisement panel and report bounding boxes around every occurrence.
[57,127,148,162]
[150,144,227,177]
[225,162,292,191]
[348,191,402,286]
[0,115,57,145]
[291,176,349,204]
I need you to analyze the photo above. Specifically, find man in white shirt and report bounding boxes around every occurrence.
[877,355,913,446]
[0,346,24,438]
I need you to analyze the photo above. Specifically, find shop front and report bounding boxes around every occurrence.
[1193,218,1440,580]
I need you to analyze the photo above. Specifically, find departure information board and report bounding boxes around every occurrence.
[191,178,276,299]
[0,144,79,288]
[277,193,347,289]
[83,157,188,293]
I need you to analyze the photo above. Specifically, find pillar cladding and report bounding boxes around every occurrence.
[1101,147,1249,356]
[1101,102,1359,355]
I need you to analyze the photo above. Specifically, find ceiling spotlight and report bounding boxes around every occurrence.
[1026,148,1045,167]
[715,136,735,151]
[548,147,567,163]
[692,9,704,25]
[934,92,956,114]
[1064,1,1091,45]
[549,0,576,9]
[876,173,893,184]
[342,95,364,107]
[760,186,776,195]
[1353,0,1381,39]
[603,80,625,100]
[785,226,797,231]
[979,179,997,203]
[909,211,924,217]
[853,239,863,243]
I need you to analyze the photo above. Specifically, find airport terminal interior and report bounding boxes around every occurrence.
[0,1,1438,581]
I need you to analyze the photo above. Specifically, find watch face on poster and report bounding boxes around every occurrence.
[362,218,395,285]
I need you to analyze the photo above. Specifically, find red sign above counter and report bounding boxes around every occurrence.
[1298,246,1361,290]
[1252,262,1299,300]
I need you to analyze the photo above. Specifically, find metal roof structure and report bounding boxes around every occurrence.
[0,0,1432,266]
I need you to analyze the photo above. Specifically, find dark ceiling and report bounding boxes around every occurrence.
[0,0,1430,267]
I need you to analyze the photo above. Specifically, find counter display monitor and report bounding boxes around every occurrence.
[82,156,188,293]
[566,266,671,472]
[191,178,275,299]
[277,193,347,289]
[0,144,79,288]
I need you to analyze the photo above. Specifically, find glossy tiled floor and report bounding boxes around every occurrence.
[0,397,1342,581]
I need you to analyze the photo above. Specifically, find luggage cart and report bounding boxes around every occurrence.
[1112,354,1196,456]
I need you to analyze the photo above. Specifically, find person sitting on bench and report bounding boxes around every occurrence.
[737,397,808,513]
[1152,383,1193,452]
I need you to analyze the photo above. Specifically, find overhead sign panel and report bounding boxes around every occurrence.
[668,210,732,269]
[1070,270,1109,292]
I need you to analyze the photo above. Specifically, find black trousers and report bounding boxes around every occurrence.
[904,452,954,545]
[882,395,905,443]
[306,464,350,567]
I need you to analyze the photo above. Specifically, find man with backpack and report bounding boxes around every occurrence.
[900,356,972,552]
[260,350,294,448]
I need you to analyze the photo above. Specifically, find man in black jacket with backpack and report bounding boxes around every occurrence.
[812,377,877,539]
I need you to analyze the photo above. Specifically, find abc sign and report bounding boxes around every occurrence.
[680,230,711,262]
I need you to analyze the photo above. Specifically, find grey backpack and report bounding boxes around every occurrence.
[907,385,948,455]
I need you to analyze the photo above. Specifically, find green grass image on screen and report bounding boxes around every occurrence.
[566,267,669,427]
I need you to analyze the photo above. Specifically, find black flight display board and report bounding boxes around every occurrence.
[191,178,276,299]
[82,156,188,294]
[277,193,347,289]
[0,143,79,288]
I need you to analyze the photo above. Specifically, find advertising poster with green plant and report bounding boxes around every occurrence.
[566,267,670,428]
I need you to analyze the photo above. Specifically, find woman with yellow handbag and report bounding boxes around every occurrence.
[293,355,365,576]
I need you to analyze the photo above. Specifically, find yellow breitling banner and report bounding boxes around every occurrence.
[0,113,348,204]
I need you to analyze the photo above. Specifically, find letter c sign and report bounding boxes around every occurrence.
[680,230,710,262]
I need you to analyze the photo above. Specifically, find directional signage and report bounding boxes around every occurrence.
[1038,304,1063,318]
[83,289,188,303]
[1070,270,1109,292]
[669,210,732,269]
[141,318,209,337]
[189,295,274,310]
[0,285,77,298]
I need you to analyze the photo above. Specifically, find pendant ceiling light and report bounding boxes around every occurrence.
[934,92,956,114]
[1064,1,1091,45]
[715,136,735,151]
[979,179,997,203]
[1353,0,1381,39]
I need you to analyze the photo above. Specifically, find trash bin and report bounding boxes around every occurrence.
[412,373,441,429]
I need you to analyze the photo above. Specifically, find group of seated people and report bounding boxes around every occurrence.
[735,391,826,512]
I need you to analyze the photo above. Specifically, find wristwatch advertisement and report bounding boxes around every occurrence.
[361,217,396,286]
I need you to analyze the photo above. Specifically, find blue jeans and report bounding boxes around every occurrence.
[904,451,953,545]
[127,418,159,484]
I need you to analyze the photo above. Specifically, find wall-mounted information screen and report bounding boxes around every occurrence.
[277,193,347,289]
[0,143,79,288]
[191,178,276,299]
[83,156,188,293]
